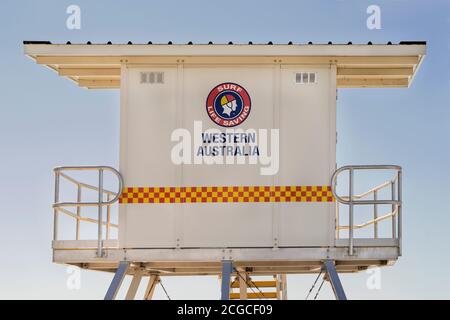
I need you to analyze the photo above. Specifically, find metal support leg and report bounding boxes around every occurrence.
[221,260,233,300]
[104,261,129,300]
[144,275,160,300]
[125,269,143,300]
[280,274,288,300]
[323,260,347,300]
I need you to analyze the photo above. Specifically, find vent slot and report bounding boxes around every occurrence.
[295,72,318,84]
[140,72,164,84]
[156,72,164,83]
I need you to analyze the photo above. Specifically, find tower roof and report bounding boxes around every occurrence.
[24,41,426,89]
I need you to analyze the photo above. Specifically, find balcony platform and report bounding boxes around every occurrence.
[53,240,399,276]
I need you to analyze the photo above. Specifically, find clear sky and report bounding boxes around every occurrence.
[0,0,449,299]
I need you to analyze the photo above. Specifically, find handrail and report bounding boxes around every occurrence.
[52,166,123,257]
[53,166,123,208]
[58,172,117,196]
[331,165,401,205]
[55,207,119,228]
[331,165,402,256]
[340,180,390,200]
[337,207,398,230]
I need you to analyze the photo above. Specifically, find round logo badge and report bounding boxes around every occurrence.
[206,82,251,127]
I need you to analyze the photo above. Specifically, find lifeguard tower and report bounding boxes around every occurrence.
[24,40,426,300]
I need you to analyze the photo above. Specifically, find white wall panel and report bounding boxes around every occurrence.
[119,64,336,249]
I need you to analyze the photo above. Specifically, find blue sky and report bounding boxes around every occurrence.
[0,0,449,299]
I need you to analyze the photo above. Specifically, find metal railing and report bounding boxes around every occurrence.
[53,166,123,257]
[331,165,402,256]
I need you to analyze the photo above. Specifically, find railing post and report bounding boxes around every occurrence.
[333,175,340,240]
[97,169,104,257]
[348,168,354,256]
[335,202,340,240]
[53,171,60,241]
[106,194,111,241]
[373,190,378,239]
[76,185,81,240]
[391,180,396,239]
[397,170,402,256]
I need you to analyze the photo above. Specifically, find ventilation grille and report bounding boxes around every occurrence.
[295,72,317,84]
[140,72,164,84]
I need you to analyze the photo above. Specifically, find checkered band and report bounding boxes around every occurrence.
[119,186,334,204]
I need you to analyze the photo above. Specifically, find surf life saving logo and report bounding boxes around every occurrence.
[206,82,251,127]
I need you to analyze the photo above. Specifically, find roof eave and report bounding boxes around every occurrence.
[23,42,426,89]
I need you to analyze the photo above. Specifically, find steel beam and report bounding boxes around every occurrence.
[323,260,347,300]
[221,260,233,300]
[104,261,129,300]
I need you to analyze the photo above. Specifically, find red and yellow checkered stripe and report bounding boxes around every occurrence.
[119,186,334,204]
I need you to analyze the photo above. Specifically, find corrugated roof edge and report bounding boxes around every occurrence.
[23,41,52,45]
[398,41,427,45]
[23,40,427,45]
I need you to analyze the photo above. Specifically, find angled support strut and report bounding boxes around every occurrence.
[104,261,130,300]
[323,260,347,300]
